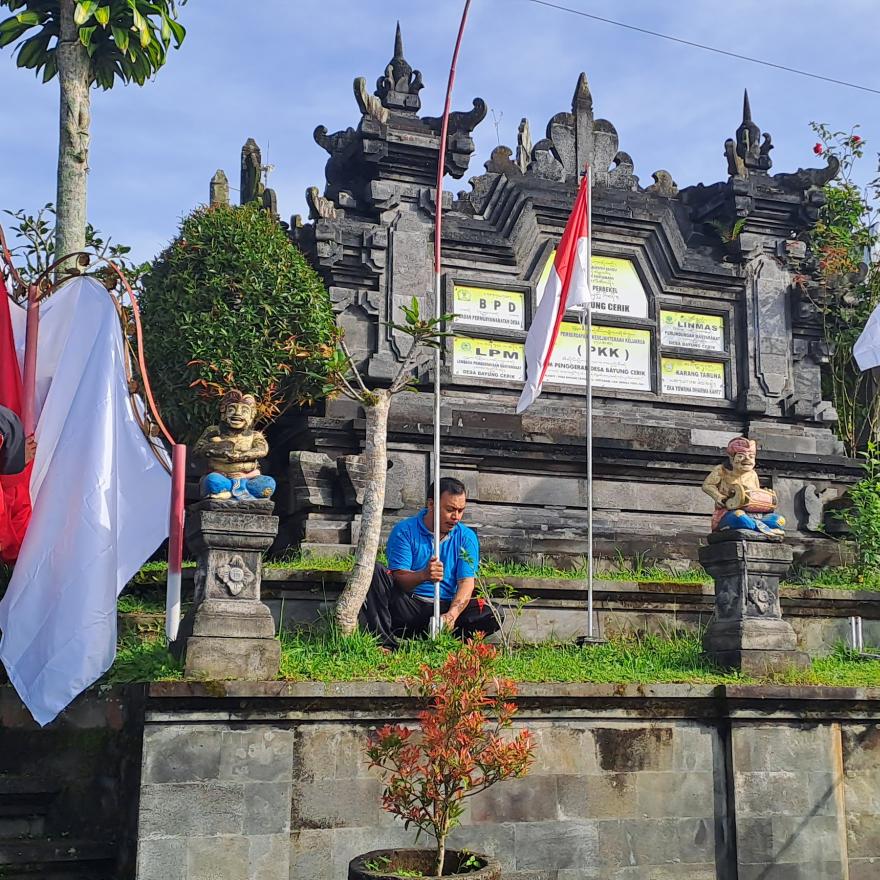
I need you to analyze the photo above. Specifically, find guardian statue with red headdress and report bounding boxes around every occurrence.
[701,437,784,538]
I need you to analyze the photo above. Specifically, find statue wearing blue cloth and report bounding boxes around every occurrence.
[194,390,275,501]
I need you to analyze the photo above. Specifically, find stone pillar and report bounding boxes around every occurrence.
[699,537,809,675]
[182,500,280,680]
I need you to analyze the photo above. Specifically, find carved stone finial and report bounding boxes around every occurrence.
[374,22,424,114]
[423,98,488,137]
[306,186,338,221]
[354,76,390,124]
[728,90,772,177]
[646,170,679,197]
[240,138,264,205]
[736,90,762,168]
[262,187,278,218]
[516,118,532,174]
[484,145,522,177]
[772,155,841,193]
[210,170,229,207]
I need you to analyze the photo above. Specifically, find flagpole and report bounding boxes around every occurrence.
[21,283,39,437]
[585,165,594,639]
[430,0,472,639]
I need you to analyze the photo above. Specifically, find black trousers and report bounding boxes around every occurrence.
[358,564,502,649]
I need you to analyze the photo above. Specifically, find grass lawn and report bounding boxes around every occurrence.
[119,552,880,593]
[104,623,880,689]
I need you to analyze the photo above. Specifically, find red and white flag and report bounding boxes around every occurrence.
[516,170,591,413]
[0,274,31,562]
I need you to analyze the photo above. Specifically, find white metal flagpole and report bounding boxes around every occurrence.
[585,164,594,639]
[430,0,472,638]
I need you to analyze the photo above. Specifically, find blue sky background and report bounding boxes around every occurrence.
[1,0,878,264]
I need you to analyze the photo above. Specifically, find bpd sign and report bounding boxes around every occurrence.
[453,285,524,330]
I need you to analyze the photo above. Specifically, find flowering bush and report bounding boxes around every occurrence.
[807,123,880,454]
[366,639,535,876]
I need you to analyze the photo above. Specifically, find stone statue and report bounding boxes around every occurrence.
[701,437,784,538]
[194,390,275,501]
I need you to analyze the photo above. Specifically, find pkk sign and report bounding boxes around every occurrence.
[536,252,648,318]
[453,285,524,330]
[661,311,725,352]
[545,322,652,391]
[661,358,726,399]
[453,336,525,382]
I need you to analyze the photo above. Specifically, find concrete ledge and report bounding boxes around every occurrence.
[143,681,880,724]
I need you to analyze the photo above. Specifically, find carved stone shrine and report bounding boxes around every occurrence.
[212,24,858,566]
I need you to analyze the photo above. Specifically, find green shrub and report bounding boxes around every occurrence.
[838,441,880,573]
[139,203,337,443]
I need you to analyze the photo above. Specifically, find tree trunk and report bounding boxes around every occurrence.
[335,390,391,634]
[55,0,91,273]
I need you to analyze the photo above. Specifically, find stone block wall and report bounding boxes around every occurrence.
[133,683,880,880]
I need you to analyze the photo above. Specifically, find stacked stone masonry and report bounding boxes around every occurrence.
[129,683,880,880]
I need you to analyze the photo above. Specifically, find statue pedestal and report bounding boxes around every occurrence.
[699,538,809,675]
[181,500,280,680]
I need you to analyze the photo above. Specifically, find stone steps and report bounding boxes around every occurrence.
[0,777,116,879]
[0,837,116,879]
[0,775,59,838]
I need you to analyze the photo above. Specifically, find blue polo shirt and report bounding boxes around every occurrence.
[386,509,479,601]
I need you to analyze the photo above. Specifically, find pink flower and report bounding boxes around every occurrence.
[813,143,824,155]
[851,135,862,146]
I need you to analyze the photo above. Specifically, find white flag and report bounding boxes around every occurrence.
[854,302,880,372]
[0,277,170,726]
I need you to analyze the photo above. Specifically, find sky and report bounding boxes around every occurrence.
[0,0,878,265]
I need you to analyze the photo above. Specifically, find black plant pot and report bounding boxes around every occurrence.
[349,848,502,880]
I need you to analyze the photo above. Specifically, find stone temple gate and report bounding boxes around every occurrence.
[214,25,858,565]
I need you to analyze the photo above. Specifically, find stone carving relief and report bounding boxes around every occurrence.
[216,554,255,597]
[747,580,773,616]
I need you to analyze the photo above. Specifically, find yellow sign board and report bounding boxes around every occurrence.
[661,311,725,352]
[453,285,525,330]
[661,358,726,398]
[453,336,525,382]
[590,256,648,317]
[546,323,652,391]
[536,252,648,318]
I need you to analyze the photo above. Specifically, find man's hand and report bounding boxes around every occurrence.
[423,556,444,583]
[24,436,36,465]
[441,610,458,630]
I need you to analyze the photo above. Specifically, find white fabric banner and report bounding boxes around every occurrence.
[0,277,170,726]
[854,302,880,372]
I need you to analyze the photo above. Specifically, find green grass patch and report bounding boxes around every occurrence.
[782,565,880,592]
[103,623,880,689]
[103,631,183,685]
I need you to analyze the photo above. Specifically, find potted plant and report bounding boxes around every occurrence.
[350,638,535,879]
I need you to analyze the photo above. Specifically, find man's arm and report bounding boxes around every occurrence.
[442,577,474,628]
[391,558,442,593]
[442,530,480,627]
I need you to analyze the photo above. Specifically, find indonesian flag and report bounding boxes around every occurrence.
[516,170,591,413]
[0,274,31,562]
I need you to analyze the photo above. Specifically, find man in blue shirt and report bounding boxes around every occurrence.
[358,477,500,648]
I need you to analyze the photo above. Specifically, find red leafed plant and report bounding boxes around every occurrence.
[366,638,535,876]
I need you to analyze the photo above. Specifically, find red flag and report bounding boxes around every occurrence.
[516,170,591,412]
[0,274,31,562]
